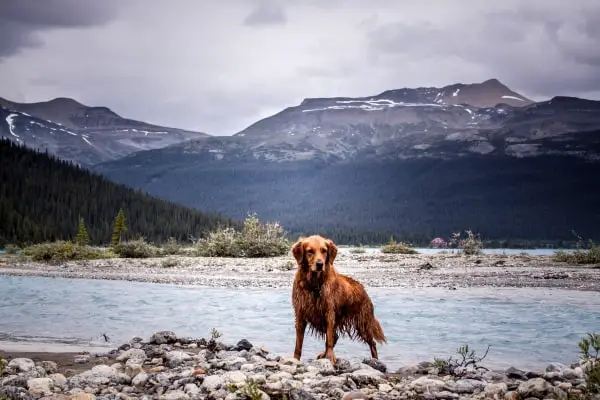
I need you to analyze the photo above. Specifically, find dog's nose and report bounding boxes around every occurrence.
[316,261,324,270]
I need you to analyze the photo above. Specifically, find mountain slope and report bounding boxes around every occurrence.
[0,96,208,165]
[0,138,238,247]
[92,89,600,243]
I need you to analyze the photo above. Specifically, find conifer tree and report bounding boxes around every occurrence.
[75,216,89,246]
[111,208,127,246]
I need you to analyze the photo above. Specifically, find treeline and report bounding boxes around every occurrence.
[0,139,239,247]
[95,155,600,246]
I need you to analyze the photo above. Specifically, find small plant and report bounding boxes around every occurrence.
[578,332,600,396]
[207,327,222,352]
[450,230,483,255]
[554,233,600,264]
[0,355,5,377]
[433,344,491,376]
[350,247,366,254]
[113,237,160,258]
[240,379,263,400]
[279,260,296,271]
[380,237,418,254]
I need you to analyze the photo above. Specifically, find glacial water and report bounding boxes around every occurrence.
[0,275,598,371]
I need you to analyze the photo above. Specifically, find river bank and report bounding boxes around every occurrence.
[0,251,599,291]
[0,330,595,400]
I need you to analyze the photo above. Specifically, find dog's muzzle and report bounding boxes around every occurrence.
[315,260,324,271]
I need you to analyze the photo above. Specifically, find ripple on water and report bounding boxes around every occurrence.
[0,275,599,371]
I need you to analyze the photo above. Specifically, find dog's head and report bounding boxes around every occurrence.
[292,235,338,272]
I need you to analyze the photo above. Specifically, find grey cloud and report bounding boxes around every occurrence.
[243,2,287,26]
[366,2,600,99]
[0,0,117,59]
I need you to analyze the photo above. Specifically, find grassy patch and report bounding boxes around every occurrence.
[380,237,418,254]
[196,213,290,258]
[21,241,113,263]
[112,238,161,258]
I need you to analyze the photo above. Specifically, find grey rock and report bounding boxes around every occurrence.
[362,358,387,373]
[27,377,53,396]
[517,378,553,398]
[235,339,253,351]
[452,379,486,394]
[166,351,192,368]
[150,331,179,345]
[8,358,36,373]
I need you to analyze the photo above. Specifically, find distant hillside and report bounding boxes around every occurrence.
[0,96,208,166]
[0,139,238,247]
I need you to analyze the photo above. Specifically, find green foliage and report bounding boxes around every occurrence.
[240,379,263,400]
[196,213,290,258]
[380,237,418,254]
[161,237,182,255]
[450,230,483,255]
[433,344,491,377]
[160,257,178,268]
[111,208,127,247]
[578,332,600,396]
[3,244,19,254]
[21,241,111,263]
[75,216,89,246]
[554,234,600,264]
[0,139,238,247]
[112,238,160,258]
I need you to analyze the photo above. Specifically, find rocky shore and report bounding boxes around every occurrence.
[0,251,599,291]
[1,331,596,400]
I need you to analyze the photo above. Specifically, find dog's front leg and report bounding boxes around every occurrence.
[321,310,337,365]
[293,318,307,360]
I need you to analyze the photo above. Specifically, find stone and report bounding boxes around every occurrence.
[362,358,387,373]
[166,351,192,367]
[40,361,58,374]
[201,375,224,391]
[517,378,552,398]
[235,339,253,351]
[125,363,143,379]
[149,331,179,345]
[50,373,68,387]
[311,359,335,375]
[342,391,368,400]
[74,355,90,365]
[8,358,36,372]
[453,379,486,394]
[410,377,448,393]
[116,348,147,364]
[223,370,247,384]
[27,377,53,396]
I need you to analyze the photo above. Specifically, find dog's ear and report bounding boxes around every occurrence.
[326,239,338,265]
[292,237,305,264]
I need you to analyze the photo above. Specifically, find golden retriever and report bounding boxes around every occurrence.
[291,235,386,365]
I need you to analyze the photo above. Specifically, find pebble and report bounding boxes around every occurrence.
[0,330,593,400]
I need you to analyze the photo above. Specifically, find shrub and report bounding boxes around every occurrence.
[450,230,483,255]
[433,344,491,377]
[554,239,600,265]
[161,237,182,255]
[3,244,19,254]
[113,238,160,258]
[578,332,600,396]
[196,213,290,258]
[380,237,418,254]
[160,257,178,268]
[21,241,109,263]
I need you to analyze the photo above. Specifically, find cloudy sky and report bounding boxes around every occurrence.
[1,0,599,135]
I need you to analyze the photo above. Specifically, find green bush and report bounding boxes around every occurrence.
[380,237,418,254]
[161,237,182,255]
[554,240,600,264]
[578,332,600,396]
[113,238,160,258]
[21,241,110,263]
[196,213,290,258]
[450,230,483,255]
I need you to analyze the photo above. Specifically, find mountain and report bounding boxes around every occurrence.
[91,79,600,243]
[0,96,208,165]
[0,138,238,247]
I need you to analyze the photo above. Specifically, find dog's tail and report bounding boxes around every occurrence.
[371,318,387,344]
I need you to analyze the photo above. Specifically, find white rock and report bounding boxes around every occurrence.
[201,375,224,391]
[223,370,247,384]
[378,383,393,393]
[166,351,192,367]
[410,377,448,393]
[27,377,53,396]
[49,373,67,387]
[163,389,189,400]
[311,359,335,374]
[184,383,200,395]
[267,371,294,381]
[132,371,149,387]
[8,358,35,372]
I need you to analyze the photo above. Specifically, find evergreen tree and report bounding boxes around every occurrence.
[75,216,89,246]
[111,208,127,246]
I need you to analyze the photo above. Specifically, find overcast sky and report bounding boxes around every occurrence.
[1,0,599,135]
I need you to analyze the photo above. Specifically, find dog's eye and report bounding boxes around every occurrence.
[307,249,314,254]
[321,248,327,253]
